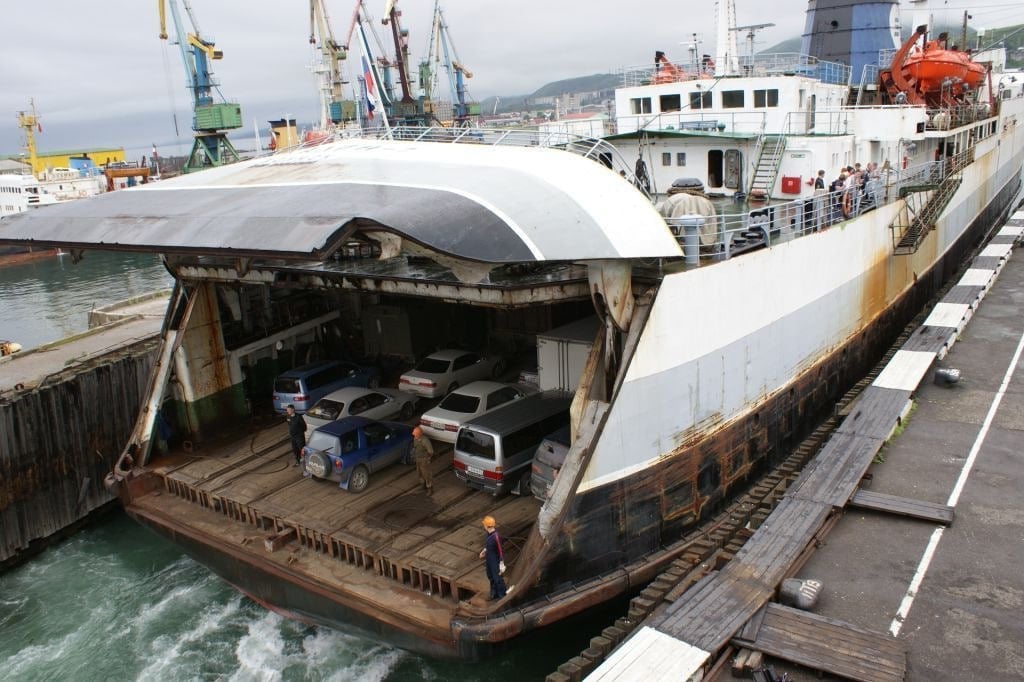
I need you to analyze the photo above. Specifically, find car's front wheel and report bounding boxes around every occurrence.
[348,465,370,493]
[399,401,415,420]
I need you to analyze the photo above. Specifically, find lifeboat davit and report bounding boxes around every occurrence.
[902,39,986,99]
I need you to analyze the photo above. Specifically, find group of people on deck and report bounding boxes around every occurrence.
[814,161,886,228]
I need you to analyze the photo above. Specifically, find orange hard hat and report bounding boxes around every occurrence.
[482,515,496,529]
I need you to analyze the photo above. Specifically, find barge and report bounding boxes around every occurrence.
[1,4,1022,660]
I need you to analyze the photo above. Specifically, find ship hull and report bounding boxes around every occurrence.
[118,133,1022,658]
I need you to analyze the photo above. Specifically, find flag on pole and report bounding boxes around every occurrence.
[357,22,382,119]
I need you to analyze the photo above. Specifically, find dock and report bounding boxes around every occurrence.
[568,209,1024,681]
[0,293,167,567]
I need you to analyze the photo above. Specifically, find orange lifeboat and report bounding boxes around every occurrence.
[881,25,989,107]
[902,39,986,99]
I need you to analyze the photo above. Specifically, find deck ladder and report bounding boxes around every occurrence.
[748,134,787,198]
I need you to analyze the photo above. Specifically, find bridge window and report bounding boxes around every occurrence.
[754,89,779,108]
[722,90,745,108]
[662,152,672,166]
[660,94,682,112]
[677,153,687,166]
[630,97,652,114]
[689,91,712,109]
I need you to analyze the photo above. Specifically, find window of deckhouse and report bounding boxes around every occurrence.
[631,97,652,114]
[660,94,682,112]
[722,90,745,108]
[689,91,712,109]
[753,89,779,108]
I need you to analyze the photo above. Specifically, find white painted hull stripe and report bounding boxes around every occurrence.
[980,242,1012,259]
[584,626,709,681]
[923,302,971,329]
[958,268,995,287]
[871,350,936,391]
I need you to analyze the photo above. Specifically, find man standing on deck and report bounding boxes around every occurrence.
[478,515,508,601]
[411,426,434,494]
[285,405,306,467]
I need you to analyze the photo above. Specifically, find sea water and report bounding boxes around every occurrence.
[0,251,173,352]
[0,513,601,681]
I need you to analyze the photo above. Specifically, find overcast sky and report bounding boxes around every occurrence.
[2,0,1021,158]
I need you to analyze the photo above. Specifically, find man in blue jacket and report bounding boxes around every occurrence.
[478,515,507,601]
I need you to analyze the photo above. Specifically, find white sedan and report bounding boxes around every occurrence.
[418,381,534,443]
[399,349,505,398]
[303,386,418,439]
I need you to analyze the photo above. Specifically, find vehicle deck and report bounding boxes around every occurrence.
[134,422,540,623]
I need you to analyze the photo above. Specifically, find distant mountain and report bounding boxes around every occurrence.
[530,73,620,98]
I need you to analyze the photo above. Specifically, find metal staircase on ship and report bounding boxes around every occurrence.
[748,134,786,197]
[889,148,972,255]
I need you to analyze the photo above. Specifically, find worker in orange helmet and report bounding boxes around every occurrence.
[478,515,508,600]
[410,426,434,494]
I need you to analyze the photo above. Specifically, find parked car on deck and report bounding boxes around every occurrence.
[418,381,534,443]
[302,417,413,493]
[453,390,571,496]
[530,425,572,501]
[272,360,380,414]
[399,349,505,398]
[304,387,419,440]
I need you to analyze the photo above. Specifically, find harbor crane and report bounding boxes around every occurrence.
[309,0,356,128]
[380,0,433,125]
[158,0,242,173]
[421,1,477,126]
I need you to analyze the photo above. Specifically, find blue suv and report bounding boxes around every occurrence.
[302,417,413,492]
[272,360,379,414]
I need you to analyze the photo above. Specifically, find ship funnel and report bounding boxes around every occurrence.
[802,0,900,78]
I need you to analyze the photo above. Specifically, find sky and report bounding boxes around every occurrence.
[2,0,1022,159]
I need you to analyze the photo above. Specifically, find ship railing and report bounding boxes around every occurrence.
[617,53,851,87]
[663,155,962,264]
[617,108,855,137]
[923,103,995,130]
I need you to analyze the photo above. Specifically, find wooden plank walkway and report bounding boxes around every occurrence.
[147,433,541,605]
[849,488,954,525]
[731,603,906,682]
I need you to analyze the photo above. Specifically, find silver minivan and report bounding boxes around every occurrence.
[453,391,571,496]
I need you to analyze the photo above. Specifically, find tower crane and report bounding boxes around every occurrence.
[158,0,242,173]
[309,0,356,128]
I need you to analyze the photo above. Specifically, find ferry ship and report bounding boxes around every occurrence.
[1,0,1022,661]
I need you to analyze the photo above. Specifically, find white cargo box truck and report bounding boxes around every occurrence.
[537,316,600,392]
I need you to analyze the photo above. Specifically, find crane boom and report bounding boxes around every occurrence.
[309,0,355,127]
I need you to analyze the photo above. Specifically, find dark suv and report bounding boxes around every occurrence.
[302,417,413,493]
